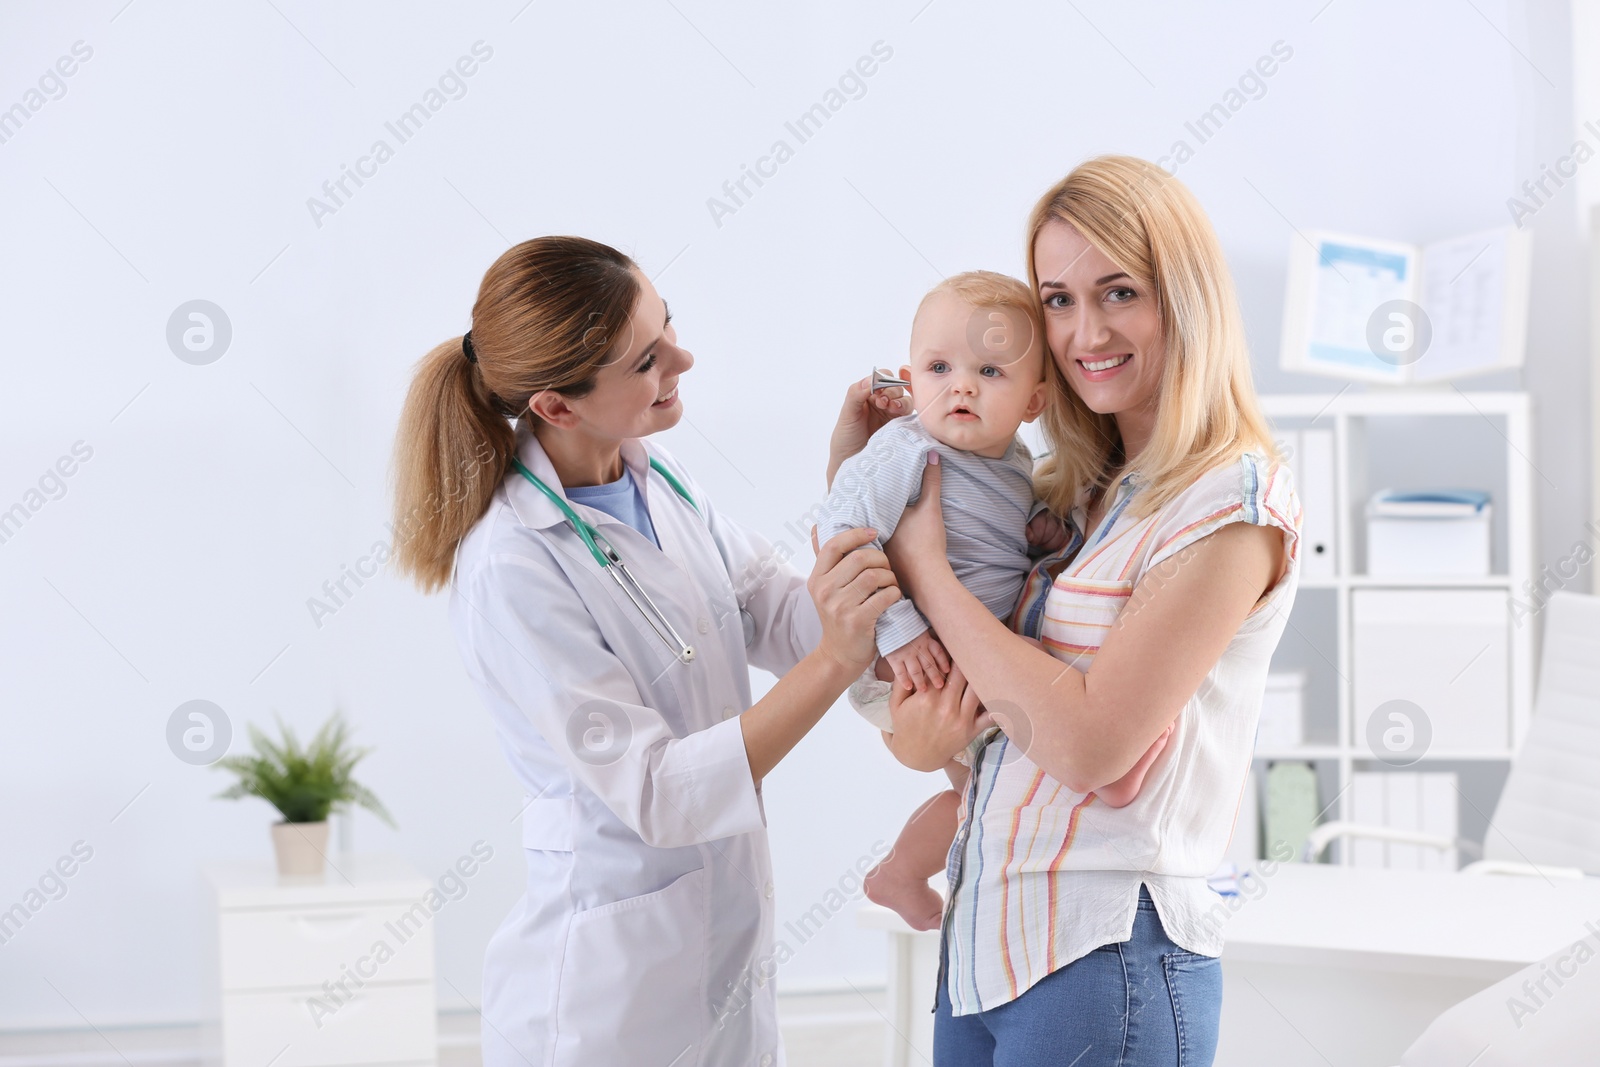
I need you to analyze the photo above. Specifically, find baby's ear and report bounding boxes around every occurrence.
[896,364,915,405]
[1022,379,1049,423]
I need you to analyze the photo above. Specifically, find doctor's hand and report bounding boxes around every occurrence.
[827,371,911,490]
[807,526,902,676]
[884,661,993,772]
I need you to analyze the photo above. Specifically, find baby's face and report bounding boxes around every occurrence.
[903,292,1048,458]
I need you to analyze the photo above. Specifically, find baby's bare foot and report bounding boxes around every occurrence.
[864,856,944,931]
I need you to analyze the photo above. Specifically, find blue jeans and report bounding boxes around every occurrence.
[933,886,1222,1067]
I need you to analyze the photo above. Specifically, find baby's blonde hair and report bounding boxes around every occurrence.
[915,270,1044,377]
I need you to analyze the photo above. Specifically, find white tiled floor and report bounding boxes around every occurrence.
[0,990,890,1067]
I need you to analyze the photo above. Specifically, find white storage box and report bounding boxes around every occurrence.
[1257,670,1306,749]
[1366,488,1491,577]
[1352,589,1509,752]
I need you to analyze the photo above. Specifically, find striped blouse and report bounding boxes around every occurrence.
[939,450,1303,1016]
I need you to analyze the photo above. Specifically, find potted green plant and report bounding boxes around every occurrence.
[214,711,396,876]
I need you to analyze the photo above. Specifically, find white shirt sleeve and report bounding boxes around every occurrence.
[652,446,824,677]
[702,499,824,676]
[457,550,766,849]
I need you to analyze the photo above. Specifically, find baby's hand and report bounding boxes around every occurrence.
[883,631,950,692]
[1026,509,1070,554]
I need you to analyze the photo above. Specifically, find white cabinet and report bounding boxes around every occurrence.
[1351,588,1510,751]
[201,853,437,1066]
[1256,391,1536,864]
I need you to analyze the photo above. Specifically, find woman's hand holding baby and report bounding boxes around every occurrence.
[884,660,992,772]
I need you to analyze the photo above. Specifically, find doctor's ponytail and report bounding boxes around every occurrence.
[390,236,641,593]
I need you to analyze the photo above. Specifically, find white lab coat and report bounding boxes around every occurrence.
[450,422,823,1067]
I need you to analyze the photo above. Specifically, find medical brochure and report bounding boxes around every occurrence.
[1278,226,1531,384]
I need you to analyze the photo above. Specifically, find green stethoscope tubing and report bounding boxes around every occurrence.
[511,455,700,664]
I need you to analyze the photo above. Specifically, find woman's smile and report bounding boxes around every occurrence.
[1076,352,1134,381]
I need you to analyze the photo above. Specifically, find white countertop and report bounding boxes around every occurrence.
[200,852,431,909]
[858,864,1600,981]
[1219,863,1600,979]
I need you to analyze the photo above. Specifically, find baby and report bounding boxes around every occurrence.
[816,271,1171,931]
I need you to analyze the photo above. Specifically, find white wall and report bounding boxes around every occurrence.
[0,0,1588,1029]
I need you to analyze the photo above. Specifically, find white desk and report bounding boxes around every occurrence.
[1218,863,1600,1067]
[861,866,1600,1067]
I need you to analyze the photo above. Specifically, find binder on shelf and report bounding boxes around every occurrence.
[1264,761,1319,861]
[1272,428,1337,581]
[1420,773,1459,872]
[1387,772,1422,869]
[1350,773,1387,867]
[1297,428,1337,581]
[1346,771,1460,870]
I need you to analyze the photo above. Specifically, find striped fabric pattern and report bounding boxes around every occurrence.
[816,413,1043,655]
[940,450,1303,1016]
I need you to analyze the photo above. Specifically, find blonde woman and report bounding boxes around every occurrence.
[860,157,1303,1065]
[391,236,909,1065]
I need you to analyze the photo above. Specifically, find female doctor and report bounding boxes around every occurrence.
[391,236,907,1066]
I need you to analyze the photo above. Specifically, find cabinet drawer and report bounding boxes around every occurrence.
[219,904,434,990]
[222,982,436,1066]
[1352,589,1510,752]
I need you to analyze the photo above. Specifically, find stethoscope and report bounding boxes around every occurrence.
[512,455,700,664]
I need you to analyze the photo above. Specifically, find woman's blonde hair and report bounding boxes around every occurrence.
[390,236,641,593]
[1026,155,1278,520]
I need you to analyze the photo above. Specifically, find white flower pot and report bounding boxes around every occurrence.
[271,820,329,876]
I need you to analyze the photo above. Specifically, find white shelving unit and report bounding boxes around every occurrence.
[1255,390,1535,862]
